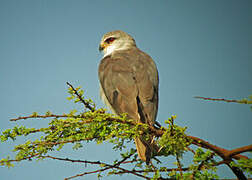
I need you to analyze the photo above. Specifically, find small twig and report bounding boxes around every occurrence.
[66,82,95,112]
[198,152,215,169]
[194,96,251,104]
[40,152,151,180]
[65,167,110,180]
[191,152,215,179]
[41,155,102,165]
[65,165,150,180]
[187,147,196,155]
[10,114,71,121]
[176,155,183,178]
[0,153,40,164]
[113,149,137,167]
[121,160,138,164]
[68,162,150,179]
[39,156,117,180]
[227,162,248,180]
[170,116,174,136]
[114,167,190,174]
[32,139,90,147]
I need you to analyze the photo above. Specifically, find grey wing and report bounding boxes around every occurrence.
[98,55,140,121]
[134,50,159,126]
[98,49,159,125]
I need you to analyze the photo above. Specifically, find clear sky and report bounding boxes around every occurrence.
[0,0,251,179]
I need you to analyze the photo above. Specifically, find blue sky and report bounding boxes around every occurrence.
[0,0,251,179]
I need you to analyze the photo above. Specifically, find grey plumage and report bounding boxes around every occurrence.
[98,31,159,164]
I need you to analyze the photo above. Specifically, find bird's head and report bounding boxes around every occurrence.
[99,30,136,57]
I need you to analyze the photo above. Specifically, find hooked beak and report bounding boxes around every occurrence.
[99,42,106,52]
[99,45,104,52]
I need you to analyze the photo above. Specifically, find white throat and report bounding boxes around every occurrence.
[103,44,117,57]
[103,41,134,57]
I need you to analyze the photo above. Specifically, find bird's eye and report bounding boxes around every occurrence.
[105,37,116,44]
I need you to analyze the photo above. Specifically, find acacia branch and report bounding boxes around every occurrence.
[188,136,249,160]
[9,112,250,161]
[114,167,190,174]
[192,152,215,178]
[188,136,249,179]
[1,153,40,164]
[40,152,150,180]
[2,153,146,180]
[176,155,183,177]
[66,82,95,111]
[9,113,250,161]
[66,167,109,180]
[38,155,188,179]
[32,139,91,147]
[194,96,252,104]
[41,156,116,180]
[227,163,248,180]
[10,114,71,121]
[105,118,251,179]
[226,145,252,158]
[41,155,101,165]
[109,116,249,161]
[6,95,251,179]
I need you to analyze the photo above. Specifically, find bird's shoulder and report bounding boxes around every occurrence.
[99,48,156,73]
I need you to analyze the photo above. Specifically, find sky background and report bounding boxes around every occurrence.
[0,0,251,179]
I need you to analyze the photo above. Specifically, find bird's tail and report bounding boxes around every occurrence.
[135,136,157,165]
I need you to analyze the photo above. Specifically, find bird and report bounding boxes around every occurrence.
[98,30,159,164]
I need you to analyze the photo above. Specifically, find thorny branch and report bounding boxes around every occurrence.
[3,153,232,176]
[194,96,252,104]
[191,152,215,178]
[10,112,249,161]
[114,159,233,175]
[2,83,251,179]
[6,111,251,179]
[66,82,95,112]
[176,155,183,177]
[40,152,150,180]
[10,114,72,121]
[188,136,250,160]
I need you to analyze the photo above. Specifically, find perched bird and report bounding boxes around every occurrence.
[98,30,159,164]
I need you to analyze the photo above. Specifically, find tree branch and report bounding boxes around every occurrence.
[6,95,251,179]
[192,152,215,179]
[10,114,71,121]
[194,96,252,104]
[226,145,252,158]
[66,82,95,111]
[8,112,250,162]
[227,163,248,180]
[40,153,151,180]
[186,136,248,160]
[176,155,183,177]
[9,112,250,161]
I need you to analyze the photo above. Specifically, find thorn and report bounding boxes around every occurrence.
[151,136,155,144]
[157,146,163,153]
